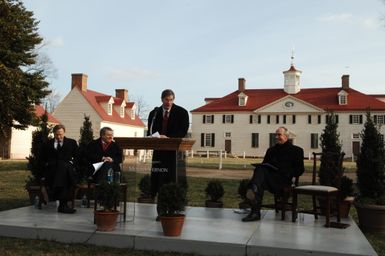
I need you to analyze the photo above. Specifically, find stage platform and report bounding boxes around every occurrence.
[0,202,377,256]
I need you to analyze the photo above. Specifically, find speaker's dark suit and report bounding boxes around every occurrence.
[147,104,189,198]
[41,137,79,201]
[86,138,123,182]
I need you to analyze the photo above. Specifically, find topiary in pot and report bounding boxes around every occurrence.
[318,111,343,187]
[339,175,354,218]
[238,179,250,209]
[137,174,154,203]
[94,180,121,231]
[205,179,224,208]
[157,183,187,236]
[355,111,385,232]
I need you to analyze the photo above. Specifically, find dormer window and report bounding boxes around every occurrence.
[338,90,348,105]
[238,92,248,106]
[108,103,113,115]
[131,110,135,120]
[120,106,125,118]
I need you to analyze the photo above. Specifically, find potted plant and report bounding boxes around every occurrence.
[339,175,354,218]
[137,174,154,203]
[157,183,187,236]
[238,179,250,209]
[94,180,121,231]
[205,179,225,208]
[318,111,348,214]
[355,112,385,232]
[318,111,342,188]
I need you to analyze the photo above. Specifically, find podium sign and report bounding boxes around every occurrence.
[114,137,195,184]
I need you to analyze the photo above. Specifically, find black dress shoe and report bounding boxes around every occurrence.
[242,211,261,222]
[58,206,76,214]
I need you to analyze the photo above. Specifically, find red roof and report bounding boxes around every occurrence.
[78,88,145,127]
[191,87,385,113]
[34,105,60,124]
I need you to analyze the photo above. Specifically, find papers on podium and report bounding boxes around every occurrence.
[148,131,160,138]
[92,161,104,176]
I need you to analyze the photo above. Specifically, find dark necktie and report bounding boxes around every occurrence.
[57,141,62,151]
[161,111,169,135]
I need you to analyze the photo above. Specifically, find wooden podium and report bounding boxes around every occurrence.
[114,137,195,183]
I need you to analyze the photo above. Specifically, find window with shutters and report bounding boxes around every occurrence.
[308,115,312,124]
[267,115,271,124]
[349,114,363,124]
[318,115,321,124]
[251,133,259,148]
[223,114,234,124]
[283,115,287,124]
[292,115,296,124]
[201,133,215,147]
[374,115,385,124]
[311,133,319,148]
[249,114,261,124]
[276,115,280,124]
[203,115,214,124]
[326,114,339,124]
[269,133,276,147]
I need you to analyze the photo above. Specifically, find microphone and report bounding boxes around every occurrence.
[149,107,159,135]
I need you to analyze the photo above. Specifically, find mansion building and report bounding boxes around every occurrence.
[190,64,385,158]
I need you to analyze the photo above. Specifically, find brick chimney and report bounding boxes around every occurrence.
[342,74,349,90]
[115,89,128,102]
[238,78,246,92]
[71,73,88,92]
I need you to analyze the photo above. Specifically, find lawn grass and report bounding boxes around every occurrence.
[0,160,383,256]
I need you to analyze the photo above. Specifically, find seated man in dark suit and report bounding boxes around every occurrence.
[242,126,305,222]
[86,127,122,183]
[41,124,79,214]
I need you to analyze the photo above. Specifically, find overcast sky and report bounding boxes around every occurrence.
[23,0,385,115]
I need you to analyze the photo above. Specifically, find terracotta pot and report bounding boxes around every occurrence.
[205,200,223,208]
[95,210,119,231]
[137,196,155,204]
[355,203,385,233]
[160,214,185,236]
[339,197,354,218]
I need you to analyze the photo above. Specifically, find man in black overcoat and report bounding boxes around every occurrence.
[147,89,189,202]
[41,124,79,214]
[242,126,305,222]
[86,127,123,183]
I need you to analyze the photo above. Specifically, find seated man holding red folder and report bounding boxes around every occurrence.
[242,126,305,222]
[86,127,122,183]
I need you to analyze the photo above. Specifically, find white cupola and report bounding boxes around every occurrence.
[283,53,302,94]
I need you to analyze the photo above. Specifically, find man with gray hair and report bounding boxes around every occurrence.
[242,126,305,222]
[86,127,122,183]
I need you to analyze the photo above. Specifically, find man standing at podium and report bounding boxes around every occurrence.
[147,89,189,212]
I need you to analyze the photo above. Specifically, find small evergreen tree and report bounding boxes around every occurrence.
[356,112,385,203]
[319,112,343,186]
[78,114,94,181]
[26,110,51,184]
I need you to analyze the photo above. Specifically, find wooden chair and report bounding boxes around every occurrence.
[292,152,348,228]
[261,176,300,220]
